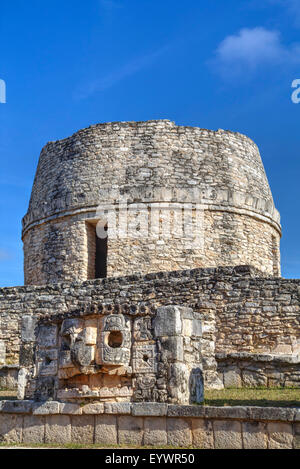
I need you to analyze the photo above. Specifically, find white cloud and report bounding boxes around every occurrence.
[214,27,300,76]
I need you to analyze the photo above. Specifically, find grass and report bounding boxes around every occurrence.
[0,390,17,401]
[1,387,299,407]
[204,387,300,407]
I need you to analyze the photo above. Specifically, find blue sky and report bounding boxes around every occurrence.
[0,0,300,286]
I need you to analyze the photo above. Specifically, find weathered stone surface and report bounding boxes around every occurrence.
[33,401,60,415]
[59,403,82,415]
[144,417,167,446]
[0,341,6,365]
[118,415,144,445]
[132,403,168,417]
[167,405,206,418]
[249,406,296,422]
[223,369,242,388]
[242,421,268,449]
[204,406,248,420]
[154,306,184,337]
[104,403,132,415]
[45,415,71,444]
[82,403,104,415]
[0,400,33,414]
[95,415,117,445]
[22,121,281,287]
[213,420,243,449]
[0,414,23,443]
[166,418,192,447]
[3,264,300,393]
[217,353,300,389]
[268,422,294,449]
[71,415,94,443]
[17,368,29,400]
[21,315,37,343]
[23,415,45,444]
[191,418,214,449]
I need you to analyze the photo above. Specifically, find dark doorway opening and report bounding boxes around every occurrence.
[95,225,107,278]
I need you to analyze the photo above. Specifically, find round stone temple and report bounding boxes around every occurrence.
[22,120,281,285]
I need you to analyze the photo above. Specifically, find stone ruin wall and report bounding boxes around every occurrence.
[22,120,281,286]
[0,266,299,389]
[21,305,203,404]
[23,208,280,286]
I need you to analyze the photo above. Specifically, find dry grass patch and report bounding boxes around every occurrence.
[204,387,300,407]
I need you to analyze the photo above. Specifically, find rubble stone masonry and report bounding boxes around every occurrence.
[22,120,281,285]
[0,266,299,388]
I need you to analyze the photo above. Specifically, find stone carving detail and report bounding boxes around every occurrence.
[98,315,131,366]
[22,305,204,404]
[132,344,157,374]
[133,317,152,341]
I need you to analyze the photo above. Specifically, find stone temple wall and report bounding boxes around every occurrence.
[20,305,204,404]
[22,120,281,285]
[0,266,299,390]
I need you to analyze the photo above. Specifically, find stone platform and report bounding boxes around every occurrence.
[0,401,299,449]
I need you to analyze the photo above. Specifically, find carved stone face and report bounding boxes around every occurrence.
[97,315,131,366]
[57,315,132,380]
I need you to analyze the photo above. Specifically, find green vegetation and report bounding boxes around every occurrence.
[1,387,299,407]
[204,387,300,407]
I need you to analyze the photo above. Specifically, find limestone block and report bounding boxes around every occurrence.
[132,403,168,417]
[21,315,37,343]
[45,415,72,444]
[95,415,117,445]
[213,420,243,449]
[71,415,95,443]
[0,341,6,365]
[84,322,98,345]
[192,319,202,337]
[19,343,34,367]
[0,400,32,413]
[104,402,132,414]
[294,424,300,449]
[37,325,57,348]
[144,417,167,446]
[167,418,192,447]
[154,306,184,337]
[132,344,157,373]
[17,368,30,400]
[182,319,192,337]
[158,337,183,362]
[59,403,82,415]
[242,370,267,387]
[0,414,23,443]
[118,416,144,445]
[33,401,60,415]
[191,418,214,449]
[223,368,242,388]
[23,415,45,444]
[268,422,293,449]
[168,363,190,404]
[82,403,104,414]
[242,421,268,449]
